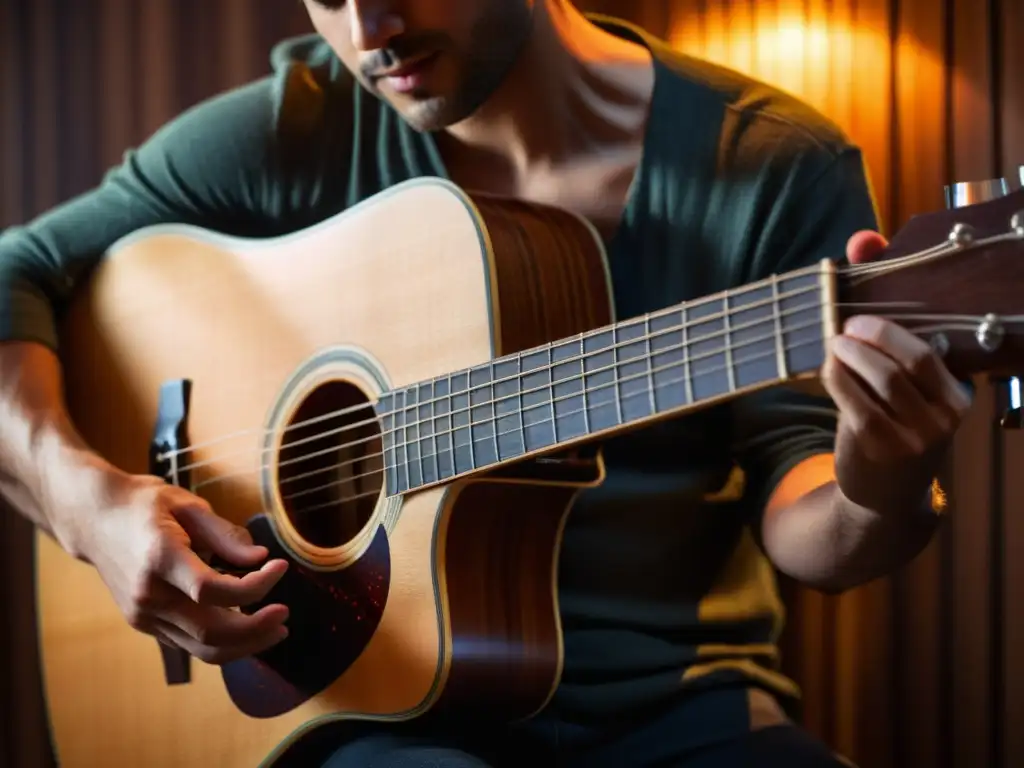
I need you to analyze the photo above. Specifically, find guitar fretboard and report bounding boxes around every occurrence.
[375,267,828,495]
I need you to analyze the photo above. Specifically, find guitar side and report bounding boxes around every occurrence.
[34,179,613,767]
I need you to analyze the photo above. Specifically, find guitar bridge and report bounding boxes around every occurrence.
[148,378,195,685]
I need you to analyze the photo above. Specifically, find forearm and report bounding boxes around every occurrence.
[759,453,941,593]
[0,341,112,547]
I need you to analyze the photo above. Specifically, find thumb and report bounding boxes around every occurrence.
[170,495,269,567]
[845,230,889,264]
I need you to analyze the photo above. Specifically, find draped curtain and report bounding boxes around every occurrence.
[2,2,1022,767]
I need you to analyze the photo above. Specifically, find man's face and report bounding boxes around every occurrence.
[304,1,535,132]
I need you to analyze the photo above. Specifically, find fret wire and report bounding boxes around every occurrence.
[516,355,527,454]
[419,385,428,487]
[401,390,410,492]
[490,359,500,461]
[578,334,590,435]
[548,344,558,444]
[611,325,624,425]
[467,374,476,471]
[723,295,736,393]
[431,377,441,482]
[644,314,657,414]
[446,371,454,478]
[772,274,788,379]
[411,385,420,486]
[682,304,693,405]
[380,332,828,486]
[383,301,824,450]
[377,282,821,420]
[417,384,428,486]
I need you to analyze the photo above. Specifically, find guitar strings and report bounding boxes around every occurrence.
[180,311,1002,504]
[183,298,1000,489]
[190,327,825,498]
[154,227,1024,466]
[175,289,829,477]
[160,277,830,468]
[192,318,822,493]
[156,230,1022,491]
[225,316,992,515]
[153,268,823,466]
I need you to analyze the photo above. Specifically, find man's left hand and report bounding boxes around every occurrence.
[820,231,973,513]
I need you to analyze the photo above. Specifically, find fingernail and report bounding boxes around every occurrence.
[844,315,868,335]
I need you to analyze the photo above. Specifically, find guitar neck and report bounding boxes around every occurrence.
[376,260,836,495]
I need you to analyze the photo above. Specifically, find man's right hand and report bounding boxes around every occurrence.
[0,341,290,664]
[65,466,290,665]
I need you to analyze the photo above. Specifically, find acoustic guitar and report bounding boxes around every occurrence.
[35,177,1024,766]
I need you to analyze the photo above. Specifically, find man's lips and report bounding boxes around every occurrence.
[373,52,439,94]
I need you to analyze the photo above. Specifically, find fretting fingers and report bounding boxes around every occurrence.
[821,352,916,461]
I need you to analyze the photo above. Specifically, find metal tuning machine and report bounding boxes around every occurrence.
[944,174,1022,429]
[998,167,1024,429]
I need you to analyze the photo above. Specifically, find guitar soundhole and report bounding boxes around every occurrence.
[276,380,384,548]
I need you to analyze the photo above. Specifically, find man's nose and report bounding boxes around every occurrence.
[349,0,405,51]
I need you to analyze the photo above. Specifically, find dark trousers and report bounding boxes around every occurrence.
[303,688,852,768]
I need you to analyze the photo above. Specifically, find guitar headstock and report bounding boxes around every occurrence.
[837,186,1024,381]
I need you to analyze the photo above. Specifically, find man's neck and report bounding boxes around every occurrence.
[439,2,654,189]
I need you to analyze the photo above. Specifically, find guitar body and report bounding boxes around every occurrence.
[35,179,614,767]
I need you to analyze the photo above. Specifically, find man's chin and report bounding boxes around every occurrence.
[393,96,466,133]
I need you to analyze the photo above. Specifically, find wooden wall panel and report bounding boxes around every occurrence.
[889,6,949,767]
[656,3,1020,767]
[998,0,1024,741]
[1,2,1022,767]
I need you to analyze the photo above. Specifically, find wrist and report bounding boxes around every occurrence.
[35,427,122,558]
[830,473,942,531]
[834,443,944,518]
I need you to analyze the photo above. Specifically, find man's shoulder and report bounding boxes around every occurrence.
[266,34,357,143]
[166,34,354,153]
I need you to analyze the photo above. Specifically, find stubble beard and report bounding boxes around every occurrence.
[395,4,535,133]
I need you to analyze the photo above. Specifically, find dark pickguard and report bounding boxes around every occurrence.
[220,515,391,719]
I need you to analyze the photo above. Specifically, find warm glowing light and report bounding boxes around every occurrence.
[668,14,851,113]
[667,6,942,142]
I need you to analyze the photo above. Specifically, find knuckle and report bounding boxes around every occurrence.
[145,536,175,574]
[226,524,250,544]
[865,322,888,347]
[906,349,936,380]
[934,405,962,435]
[931,412,955,438]
[124,607,148,632]
[854,407,886,438]
[194,645,222,664]
[951,389,973,418]
[821,357,847,394]
[902,431,929,457]
[193,624,215,646]
[190,574,211,604]
[130,572,161,610]
[877,367,902,401]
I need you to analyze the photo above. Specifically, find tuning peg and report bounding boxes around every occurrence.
[944,177,1011,209]
[943,178,1023,429]
[999,377,1023,429]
